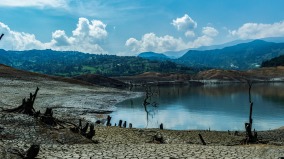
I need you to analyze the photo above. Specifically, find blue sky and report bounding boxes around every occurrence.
[0,0,284,55]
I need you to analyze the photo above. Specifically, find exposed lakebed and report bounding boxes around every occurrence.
[111,83,284,131]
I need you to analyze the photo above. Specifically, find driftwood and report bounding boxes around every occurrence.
[3,87,39,116]
[198,134,206,145]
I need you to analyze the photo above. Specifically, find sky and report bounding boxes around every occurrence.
[0,0,284,55]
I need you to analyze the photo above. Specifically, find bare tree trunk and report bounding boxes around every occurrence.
[245,80,257,143]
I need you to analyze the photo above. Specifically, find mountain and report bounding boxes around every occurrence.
[177,40,284,70]
[261,55,284,67]
[138,52,170,60]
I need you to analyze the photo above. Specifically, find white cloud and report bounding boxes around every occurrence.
[172,14,197,37]
[0,0,68,8]
[0,22,45,50]
[73,18,107,40]
[50,17,108,54]
[125,26,219,53]
[191,35,214,48]
[51,30,73,46]
[185,30,195,38]
[172,14,197,31]
[125,33,188,53]
[202,27,219,37]
[230,21,284,39]
[0,18,108,54]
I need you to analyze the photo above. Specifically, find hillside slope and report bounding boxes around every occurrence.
[178,40,284,70]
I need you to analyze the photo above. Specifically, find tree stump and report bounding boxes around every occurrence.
[106,115,111,126]
[86,124,95,139]
[123,121,127,128]
[118,120,122,127]
[160,123,163,130]
[25,144,40,159]
[41,108,56,126]
[153,133,164,144]
[81,122,89,136]
[3,87,39,116]
[129,123,132,129]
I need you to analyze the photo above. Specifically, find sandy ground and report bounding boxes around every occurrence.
[1,76,284,159]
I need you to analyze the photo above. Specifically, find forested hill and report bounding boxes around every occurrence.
[177,40,284,70]
[0,49,194,77]
[261,55,284,67]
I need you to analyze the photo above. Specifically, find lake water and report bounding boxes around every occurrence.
[110,83,284,131]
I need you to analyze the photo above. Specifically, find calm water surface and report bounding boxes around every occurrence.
[111,83,284,131]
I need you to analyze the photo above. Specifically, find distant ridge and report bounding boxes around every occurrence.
[138,52,170,60]
[177,40,284,70]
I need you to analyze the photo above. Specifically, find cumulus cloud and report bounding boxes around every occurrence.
[51,30,73,46]
[0,22,45,50]
[125,33,188,53]
[172,14,197,37]
[172,14,197,31]
[191,35,214,48]
[73,18,107,40]
[230,21,284,39]
[0,0,68,8]
[125,26,219,53]
[185,31,195,38]
[50,17,108,53]
[0,18,108,54]
[202,27,219,37]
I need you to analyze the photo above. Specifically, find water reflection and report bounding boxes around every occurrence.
[111,83,284,131]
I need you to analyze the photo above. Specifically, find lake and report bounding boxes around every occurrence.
[110,83,284,131]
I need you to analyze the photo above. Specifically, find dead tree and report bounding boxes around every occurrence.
[3,87,39,116]
[0,33,4,40]
[244,80,257,143]
[143,85,159,127]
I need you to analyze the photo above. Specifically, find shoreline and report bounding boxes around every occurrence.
[1,77,284,158]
